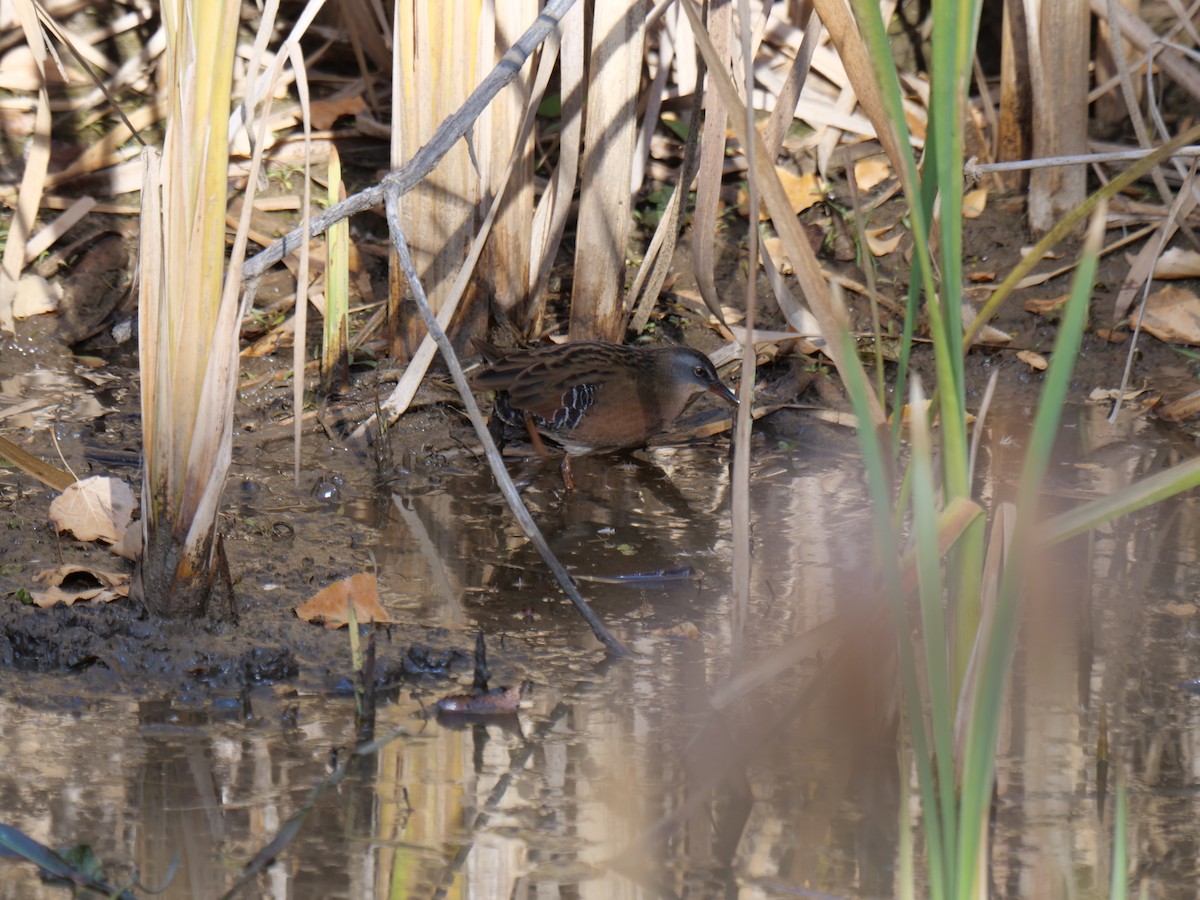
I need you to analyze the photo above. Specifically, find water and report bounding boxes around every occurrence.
[3,395,1200,898]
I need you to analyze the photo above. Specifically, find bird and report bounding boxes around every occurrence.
[472,338,738,488]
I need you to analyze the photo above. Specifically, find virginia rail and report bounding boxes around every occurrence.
[472,338,737,487]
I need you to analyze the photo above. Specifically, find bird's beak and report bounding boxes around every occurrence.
[708,382,739,406]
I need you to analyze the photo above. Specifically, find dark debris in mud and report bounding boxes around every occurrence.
[0,592,475,697]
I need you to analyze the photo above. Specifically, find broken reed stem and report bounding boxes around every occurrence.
[967,145,1200,177]
[381,185,628,658]
[241,0,579,283]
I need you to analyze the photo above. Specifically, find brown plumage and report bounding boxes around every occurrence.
[472,339,737,456]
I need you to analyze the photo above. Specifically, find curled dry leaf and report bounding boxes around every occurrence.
[30,565,130,607]
[1088,387,1147,403]
[659,622,702,640]
[961,302,1011,345]
[865,226,902,257]
[1142,286,1200,346]
[1023,294,1069,315]
[853,156,891,191]
[962,187,988,219]
[1016,350,1048,371]
[294,572,393,629]
[763,236,792,274]
[49,476,136,544]
[1151,247,1200,280]
[741,169,824,220]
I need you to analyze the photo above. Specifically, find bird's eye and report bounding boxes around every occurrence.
[694,365,705,378]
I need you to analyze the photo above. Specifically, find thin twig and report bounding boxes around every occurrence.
[382,185,627,657]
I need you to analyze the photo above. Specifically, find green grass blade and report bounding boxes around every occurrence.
[1040,456,1200,543]
[955,201,1107,895]
[1110,763,1128,899]
[908,376,958,880]
[838,321,946,900]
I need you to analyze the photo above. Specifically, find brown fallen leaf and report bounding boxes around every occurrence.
[659,622,702,640]
[1089,387,1148,403]
[295,573,393,629]
[1016,350,1048,371]
[968,271,995,283]
[49,476,136,544]
[865,225,902,257]
[854,156,891,191]
[308,92,367,130]
[962,187,988,219]
[1151,247,1200,280]
[740,168,824,219]
[1023,294,1069,315]
[1157,389,1200,421]
[30,565,130,607]
[14,274,61,318]
[1142,285,1200,346]
[1094,327,1129,343]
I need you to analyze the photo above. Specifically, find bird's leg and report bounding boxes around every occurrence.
[522,410,549,456]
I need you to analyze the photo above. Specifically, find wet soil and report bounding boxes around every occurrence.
[2,194,1198,703]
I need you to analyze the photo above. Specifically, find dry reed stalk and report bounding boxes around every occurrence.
[568,0,646,340]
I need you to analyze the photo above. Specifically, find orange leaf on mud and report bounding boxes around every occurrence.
[295,573,393,629]
[853,156,891,191]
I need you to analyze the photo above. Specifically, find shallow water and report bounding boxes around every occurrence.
[4,392,1200,898]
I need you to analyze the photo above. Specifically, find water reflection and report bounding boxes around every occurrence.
[6,410,1200,897]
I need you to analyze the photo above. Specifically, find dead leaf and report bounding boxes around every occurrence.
[1163,602,1198,617]
[1024,295,1069,315]
[780,169,824,215]
[962,302,1011,344]
[1016,350,1048,371]
[308,93,367,130]
[968,271,995,283]
[14,275,61,318]
[30,565,130,607]
[295,573,393,629]
[111,523,143,561]
[741,168,824,219]
[1152,247,1200,280]
[865,226,902,257]
[854,156,891,191]
[659,622,702,640]
[1094,327,1129,343]
[962,187,988,219]
[763,236,792,274]
[1142,285,1200,345]
[1158,389,1200,421]
[1089,387,1147,403]
[49,477,136,544]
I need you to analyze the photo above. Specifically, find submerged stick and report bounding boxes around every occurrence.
[382,186,627,658]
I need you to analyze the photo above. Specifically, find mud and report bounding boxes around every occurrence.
[1,195,1196,702]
